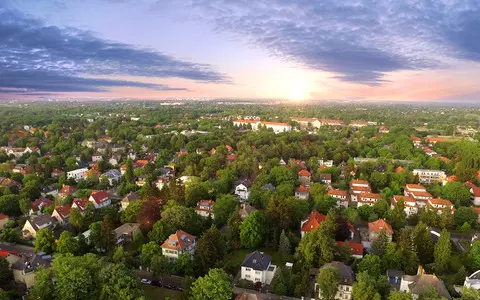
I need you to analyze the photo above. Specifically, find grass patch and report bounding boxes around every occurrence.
[143,285,182,300]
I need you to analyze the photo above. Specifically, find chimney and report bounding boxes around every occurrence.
[417,265,425,275]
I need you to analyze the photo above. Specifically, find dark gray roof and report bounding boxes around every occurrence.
[236,178,252,188]
[241,251,271,271]
[322,261,355,285]
[262,183,276,191]
[387,269,405,278]
[12,253,52,272]
[123,191,141,202]
[29,215,55,231]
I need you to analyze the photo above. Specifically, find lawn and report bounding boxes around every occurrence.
[143,285,183,300]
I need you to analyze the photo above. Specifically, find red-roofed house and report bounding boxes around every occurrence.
[427,198,455,214]
[0,213,8,229]
[410,136,422,147]
[391,195,418,216]
[88,191,111,209]
[72,198,89,212]
[368,219,393,242]
[29,199,54,215]
[298,169,311,186]
[465,182,480,206]
[51,205,71,224]
[336,241,364,259]
[357,193,381,207]
[472,207,480,224]
[161,230,196,261]
[195,200,215,219]
[328,190,349,208]
[426,137,445,146]
[349,180,371,202]
[301,211,327,238]
[227,154,237,162]
[59,185,76,200]
[295,185,310,200]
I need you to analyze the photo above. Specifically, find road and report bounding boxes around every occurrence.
[0,242,35,258]
[135,269,184,289]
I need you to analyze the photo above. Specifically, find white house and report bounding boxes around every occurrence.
[464,270,480,290]
[318,159,334,168]
[67,168,89,182]
[427,198,455,214]
[328,190,349,209]
[295,185,310,200]
[51,204,71,225]
[465,182,480,206]
[349,180,371,202]
[92,153,102,162]
[88,191,111,209]
[391,195,418,216]
[357,192,381,207]
[161,230,196,261]
[195,200,215,219]
[240,251,277,285]
[235,178,252,200]
[101,169,121,186]
[314,262,354,300]
[412,169,446,184]
[21,215,56,240]
[233,120,291,133]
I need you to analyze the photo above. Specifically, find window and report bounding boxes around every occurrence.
[245,275,251,278]
[255,271,261,274]
[255,278,260,282]
[245,268,251,271]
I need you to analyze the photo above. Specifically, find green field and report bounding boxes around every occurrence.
[143,285,183,300]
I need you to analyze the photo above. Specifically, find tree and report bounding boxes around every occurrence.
[31,266,55,300]
[57,231,79,254]
[373,199,389,218]
[358,254,382,278]
[0,289,10,300]
[0,195,20,216]
[358,205,375,221]
[434,229,451,274]
[35,228,56,254]
[132,228,145,249]
[1,228,19,243]
[278,230,292,256]
[194,225,225,275]
[19,197,31,215]
[213,194,238,226]
[121,200,143,223]
[0,258,12,286]
[69,207,85,231]
[151,254,172,276]
[98,263,143,300]
[318,221,336,264]
[387,198,406,232]
[388,290,412,300]
[454,207,478,228]
[371,230,389,257]
[418,287,442,300]
[352,272,381,300]
[189,268,231,300]
[113,246,126,264]
[124,158,134,184]
[442,182,471,207]
[469,241,480,270]
[383,243,403,270]
[316,266,339,300]
[141,241,161,268]
[137,200,160,231]
[240,211,266,249]
[458,287,480,300]
[412,222,434,265]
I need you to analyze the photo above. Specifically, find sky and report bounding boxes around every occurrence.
[1,0,480,102]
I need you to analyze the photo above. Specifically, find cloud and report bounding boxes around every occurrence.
[0,7,226,94]
[163,0,480,85]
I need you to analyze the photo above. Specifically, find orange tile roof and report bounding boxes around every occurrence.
[351,180,369,185]
[233,120,259,124]
[296,185,309,193]
[368,219,393,234]
[298,169,311,177]
[426,137,445,143]
[260,121,290,126]
[54,205,71,220]
[472,207,480,215]
[0,213,8,220]
[328,190,348,197]
[60,185,76,194]
[410,191,433,198]
[89,191,110,204]
[336,241,364,256]
[395,166,405,173]
[301,211,327,233]
[392,195,416,205]
[405,184,427,191]
[292,117,318,122]
[428,198,453,206]
[161,230,196,251]
[72,198,89,211]
[465,182,480,197]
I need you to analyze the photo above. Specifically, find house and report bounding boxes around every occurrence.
[350,120,369,128]
[195,200,215,219]
[426,137,445,146]
[88,191,111,209]
[92,152,102,162]
[328,190,349,209]
[0,213,9,229]
[58,185,76,200]
[464,270,480,290]
[318,159,334,168]
[400,266,451,299]
[233,120,261,130]
[0,249,21,267]
[240,251,277,285]
[423,147,437,157]
[336,241,364,259]
[259,121,292,133]
[301,211,327,238]
[120,192,141,211]
[404,184,432,208]
[387,269,405,290]
[368,219,393,242]
[262,183,276,192]
[465,182,480,206]
[40,186,58,199]
[29,198,54,215]
[239,203,256,221]
[161,230,196,261]
[235,178,252,200]
[51,204,71,224]
[101,169,121,186]
[72,198,89,212]
[114,223,140,244]
[412,169,446,184]
[0,177,21,191]
[378,126,389,134]
[12,252,52,288]
[314,262,354,300]
[51,169,65,178]
[154,176,170,191]
[472,207,480,225]
[391,195,418,216]
[66,167,89,181]
[320,173,332,184]
[319,119,344,127]
[427,198,455,214]
[298,169,311,186]
[357,192,381,207]
[349,180,371,202]
[410,136,422,147]
[21,215,56,240]
[295,185,310,200]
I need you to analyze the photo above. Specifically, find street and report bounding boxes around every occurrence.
[0,242,35,258]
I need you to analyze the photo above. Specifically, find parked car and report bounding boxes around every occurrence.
[140,278,152,284]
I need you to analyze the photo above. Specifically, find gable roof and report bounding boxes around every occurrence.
[406,274,451,299]
[241,251,271,271]
[60,185,76,195]
[89,191,110,204]
[27,215,55,231]
[296,185,309,193]
[368,219,393,234]
[328,190,348,197]
[465,182,480,197]
[336,241,364,256]
[122,191,141,203]
[31,198,54,212]
[298,169,311,177]
[321,261,354,285]
[72,198,89,211]
[301,211,327,233]
[53,205,71,220]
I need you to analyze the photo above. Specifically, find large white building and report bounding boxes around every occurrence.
[233,120,291,133]
[240,251,277,285]
[66,168,89,182]
[412,169,446,184]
